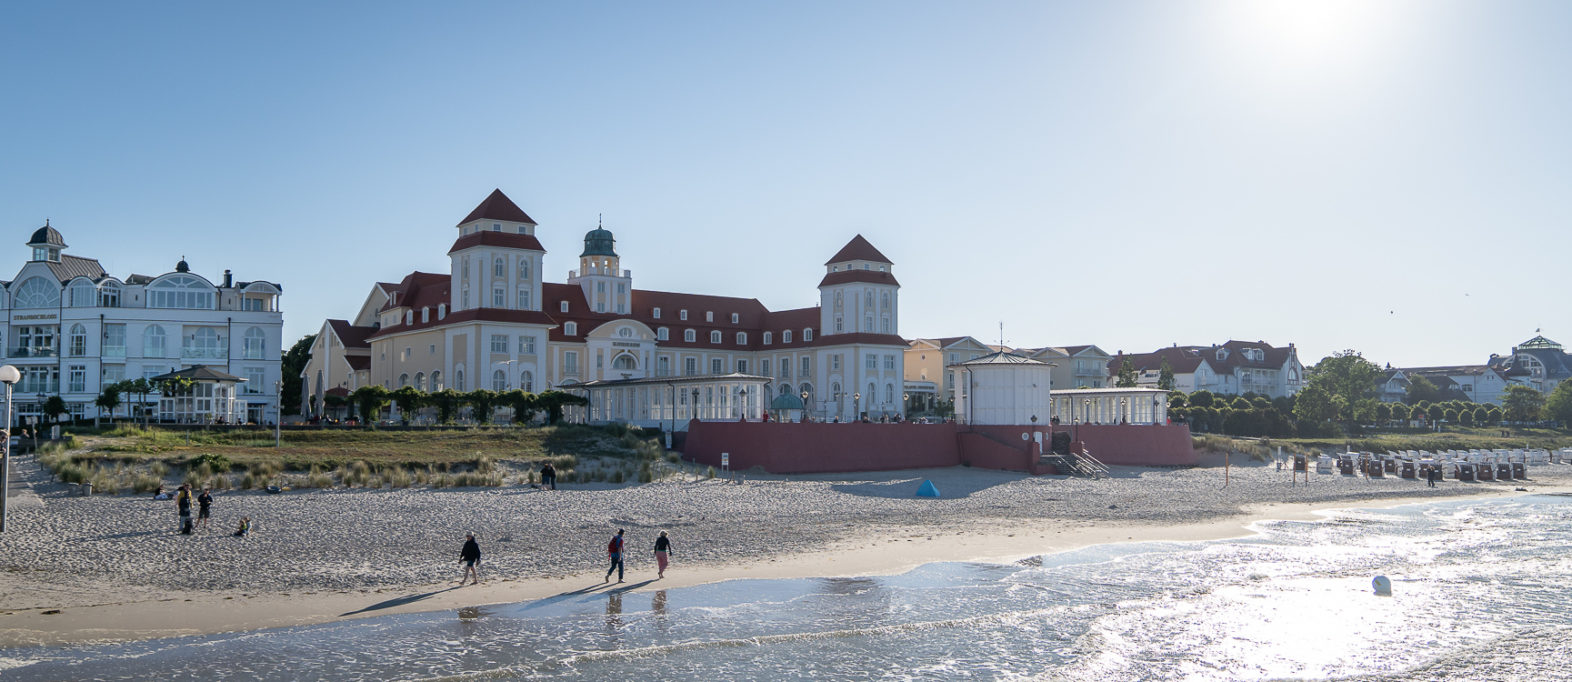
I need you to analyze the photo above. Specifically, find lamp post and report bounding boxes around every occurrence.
[274,380,282,447]
[902,392,909,421]
[854,392,861,422]
[0,364,19,533]
[1119,397,1128,425]
[692,388,701,421]
[737,387,748,421]
[800,390,809,422]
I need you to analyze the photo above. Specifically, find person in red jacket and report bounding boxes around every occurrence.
[604,529,625,583]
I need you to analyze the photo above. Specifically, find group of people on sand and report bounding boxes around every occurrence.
[458,528,674,585]
[158,483,249,537]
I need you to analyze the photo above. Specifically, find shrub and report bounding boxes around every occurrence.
[706,466,716,479]
[638,462,653,483]
[612,469,626,484]
[387,468,413,488]
[189,453,232,473]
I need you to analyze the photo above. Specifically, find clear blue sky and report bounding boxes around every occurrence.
[2,1,1567,369]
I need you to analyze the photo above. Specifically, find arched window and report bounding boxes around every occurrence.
[520,370,533,392]
[736,332,747,345]
[99,281,121,307]
[518,258,531,280]
[493,257,505,277]
[710,331,721,344]
[431,370,443,391]
[763,332,772,345]
[68,324,87,356]
[657,327,669,341]
[243,327,266,359]
[783,330,792,343]
[803,328,813,341]
[12,277,59,309]
[148,275,215,309]
[832,382,841,398]
[415,372,426,391]
[881,292,890,311]
[683,329,695,342]
[565,322,578,336]
[455,368,465,391]
[492,369,507,391]
[779,383,793,396]
[143,325,167,358]
[398,373,409,388]
[886,383,895,404]
[69,280,95,307]
[612,354,636,370]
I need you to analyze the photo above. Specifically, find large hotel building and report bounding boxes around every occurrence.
[304,190,907,426]
[1,222,284,423]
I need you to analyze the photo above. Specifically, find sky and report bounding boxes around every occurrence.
[2,1,1567,369]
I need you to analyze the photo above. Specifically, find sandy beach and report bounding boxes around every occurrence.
[4,458,1570,648]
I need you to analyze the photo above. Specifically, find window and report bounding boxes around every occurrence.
[730,313,739,324]
[711,358,723,374]
[736,359,748,374]
[492,370,507,391]
[866,354,877,372]
[783,330,792,343]
[438,303,446,318]
[456,368,465,391]
[780,361,790,379]
[761,359,771,376]
[685,357,697,376]
[521,370,533,392]
[864,315,872,332]
[406,311,413,325]
[618,327,634,338]
[801,356,811,377]
[521,335,536,354]
[493,287,505,307]
[518,258,531,280]
[564,351,579,374]
[657,356,670,377]
[98,282,121,307]
[148,275,215,310]
[832,354,841,371]
[653,307,662,319]
[183,328,222,359]
[881,318,890,333]
[70,280,95,307]
[612,354,636,370]
[143,325,167,358]
[65,364,86,393]
[421,307,429,323]
[657,327,669,341]
[835,318,844,333]
[763,332,772,345]
[430,344,436,355]
[241,367,266,395]
[886,383,895,404]
[684,329,696,342]
[12,277,59,309]
[710,331,721,344]
[431,370,442,391]
[101,364,124,385]
[399,373,410,388]
[804,328,813,341]
[705,311,714,322]
[679,309,688,321]
[560,301,569,313]
[736,332,747,345]
[517,288,531,309]
[68,324,87,356]
[884,354,895,370]
[415,372,426,391]
[103,324,126,357]
[565,322,578,336]
[493,257,505,277]
[243,327,266,359]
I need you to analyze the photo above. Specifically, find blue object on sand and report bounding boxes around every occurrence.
[916,479,940,498]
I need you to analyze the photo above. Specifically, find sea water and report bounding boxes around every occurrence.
[5,494,1570,681]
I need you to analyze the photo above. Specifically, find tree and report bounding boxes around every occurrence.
[536,390,589,425]
[1404,375,1443,406]
[1115,360,1138,388]
[1305,350,1382,423]
[1545,381,1572,428]
[1230,396,1252,410]
[1472,406,1490,427]
[1501,384,1547,424]
[280,334,316,416]
[43,395,68,425]
[1389,403,1410,421]
[428,389,464,424]
[1189,390,1216,408]
[1292,384,1341,425]
[391,385,425,424]
[351,385,390,424]
[1458,408,1474,427]
[1168,392,1187,408]
[1157,358,1175,391]
[466,389,499,424]
[502,390,539,425]
[1374,403,1392,422]
[95,386,122,428]
[117,378,154,426]
[323,393,348,419]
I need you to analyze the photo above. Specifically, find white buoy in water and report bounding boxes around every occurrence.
[1372,575,1392,595]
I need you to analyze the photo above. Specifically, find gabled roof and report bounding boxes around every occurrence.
[818,269,899,288]
[448,231,546,254]
[46,254,107,282]
[824,234,891,265]
[379,271,450,312]
[327,319,376,349]
[151,365,244,383]
[957,351,1048,366]
[458,189,536,226]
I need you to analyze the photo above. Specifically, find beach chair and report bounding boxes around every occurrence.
[1457,463,1475,481]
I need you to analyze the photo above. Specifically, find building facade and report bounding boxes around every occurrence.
[304,190,908,427]
[0,222,284,423]
[1490,335,1572,395]
[1110,340,1304,398]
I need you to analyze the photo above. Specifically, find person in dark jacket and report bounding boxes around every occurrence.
[176,485,194,535]
[653,531,673,579]
[459,533,482,585]
[604,529,625,583]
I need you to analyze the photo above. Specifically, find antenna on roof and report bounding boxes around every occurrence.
[598,213,603,228]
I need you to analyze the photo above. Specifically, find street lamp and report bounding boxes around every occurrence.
[692,388,701,421]
[737,387,748,421]
[854,392,861,422]
[902,392,909,421]
[0,364,19,533]
[1119,397,1128,425]
[800,390,809,422]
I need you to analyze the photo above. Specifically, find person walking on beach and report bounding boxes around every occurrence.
[176,484,194,535]
[605,529,625,583]
[653,530,672,579]
[459,533,482,585]
[196,488,213,531]
[541,461,556,490]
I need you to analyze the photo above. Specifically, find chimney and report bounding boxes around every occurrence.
[223,269,233,287]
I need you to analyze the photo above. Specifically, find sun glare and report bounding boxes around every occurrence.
[1206,0,1412,79]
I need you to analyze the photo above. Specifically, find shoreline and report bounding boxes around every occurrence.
[4,481,1562,649]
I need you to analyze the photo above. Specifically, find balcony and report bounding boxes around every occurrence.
[103,346,127,359]
[182,347,227,360]
[7,347,58,359]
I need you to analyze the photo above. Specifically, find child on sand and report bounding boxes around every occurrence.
[233,517,251,537]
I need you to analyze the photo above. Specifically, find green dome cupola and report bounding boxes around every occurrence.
[580,216,617,258]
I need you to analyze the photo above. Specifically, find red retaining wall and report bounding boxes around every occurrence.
[681,421,1194,474]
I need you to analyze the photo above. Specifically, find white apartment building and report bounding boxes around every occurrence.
[0,222,284,423]
[304,190,908,426]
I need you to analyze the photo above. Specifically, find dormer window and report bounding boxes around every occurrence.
[736,332,747,345]
[680,309,688,321]
[565,322,578,335]
[764,332,772,345]
[706,311,714,322]
[657,327,669,341]
[730,313,739,324]
[560,301,569,313]
[438,303,446,319]
[710,330,721,344]
[405,311,413,325]
[653,307,662,319]
[783,330,793,343]
[804,328,813,341]
[421,307,429,323]
[492,223,502,231]
[684,329,695,342]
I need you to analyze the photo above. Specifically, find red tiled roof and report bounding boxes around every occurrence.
[447,231,547,254]
[1110,347,1207,374]
[327,319,376,349]
[379,271,450,312]
[458,189,535,226]
[817,269,900,288]
[824,234,891,265]
[367,307,559,340]
[325,386,352,397]
[345,356,371,371]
